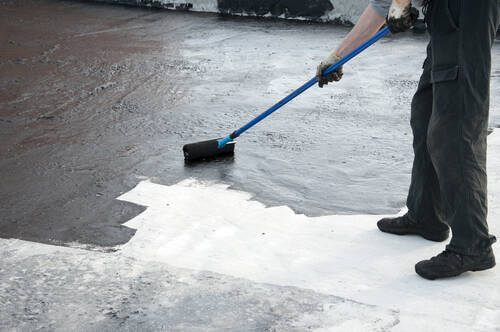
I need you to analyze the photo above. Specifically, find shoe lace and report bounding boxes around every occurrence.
[430,249,462,264]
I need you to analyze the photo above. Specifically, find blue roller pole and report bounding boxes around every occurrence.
[217,26,391,149]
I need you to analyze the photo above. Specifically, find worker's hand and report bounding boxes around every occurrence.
[386,0,419,33]
[316,52,343,88]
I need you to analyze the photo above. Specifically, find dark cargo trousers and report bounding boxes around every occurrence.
[406,0,500,256]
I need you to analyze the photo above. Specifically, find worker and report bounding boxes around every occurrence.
[317,0,500,280]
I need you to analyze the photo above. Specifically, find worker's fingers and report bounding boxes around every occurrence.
[323,72,332,83]
[332,66,343,81]
[318,76,325,87]
[323,67,343,85]
[387,1,419,33]
[316,65,324,84]
[317,53,343,87]
[337,66,343,78]
[317,62,343,87]
[316,63,323,74]
[319,76,327,88]
[331,71,343,82]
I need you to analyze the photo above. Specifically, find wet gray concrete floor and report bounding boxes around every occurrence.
[1,0,500,247]
[0,240,399,331]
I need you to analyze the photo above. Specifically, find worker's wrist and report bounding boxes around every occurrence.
[393,0,411,7]
[331,51,342,58]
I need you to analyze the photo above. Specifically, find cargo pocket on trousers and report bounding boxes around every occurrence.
[430,65,459,84]
[431,31,459,68]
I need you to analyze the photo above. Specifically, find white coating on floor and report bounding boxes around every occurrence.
[2,131,499,331]
[116,133,500,331]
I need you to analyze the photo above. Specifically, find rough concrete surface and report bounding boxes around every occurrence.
[0,240,400,331]
[1,0,500,331]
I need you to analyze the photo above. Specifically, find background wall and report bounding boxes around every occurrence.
[93,0,370,25]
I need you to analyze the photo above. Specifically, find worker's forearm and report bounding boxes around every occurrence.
[333,5,386,57]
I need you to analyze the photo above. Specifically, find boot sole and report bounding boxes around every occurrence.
[471,260,496,272]
[416,260,496,280]
[378,226,449,242]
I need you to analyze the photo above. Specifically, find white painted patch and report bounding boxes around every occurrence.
[116,131,500,331]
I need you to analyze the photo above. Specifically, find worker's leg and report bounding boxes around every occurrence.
[377,43,450,241]
[426,0,499,256]
[406,43,449,233]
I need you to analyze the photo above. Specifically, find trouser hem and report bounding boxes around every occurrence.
[407,209,449,232]
[446,235,497,256]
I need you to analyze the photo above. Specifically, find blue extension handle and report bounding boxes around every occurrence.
[217,26,390,149]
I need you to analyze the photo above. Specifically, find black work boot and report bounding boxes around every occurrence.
[377,213,449,242]
[415,248,496,280]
